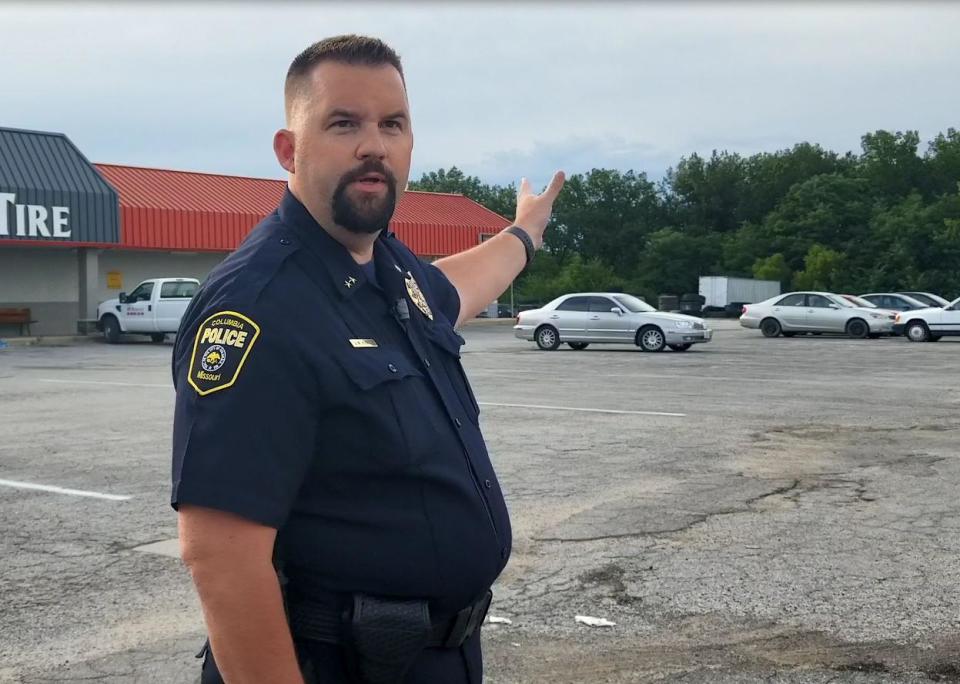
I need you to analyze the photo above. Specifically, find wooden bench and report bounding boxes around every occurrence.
[0,308,37,336]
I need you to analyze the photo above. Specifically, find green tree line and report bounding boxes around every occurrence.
[409,129,960,308]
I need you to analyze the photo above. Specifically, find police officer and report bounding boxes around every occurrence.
[173,34,564,684]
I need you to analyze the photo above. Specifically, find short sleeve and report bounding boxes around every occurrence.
[421,260,461,325]
[170,305,318,528]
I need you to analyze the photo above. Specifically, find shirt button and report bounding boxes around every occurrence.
[279,237,291,245]
[454,418,462,427]
[484,479,492,489]
[387,363,398,373]
[423,358,431,368]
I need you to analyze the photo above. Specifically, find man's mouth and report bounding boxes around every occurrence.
[353,173,386,188]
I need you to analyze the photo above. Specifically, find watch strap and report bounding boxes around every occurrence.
[505,225,535,267]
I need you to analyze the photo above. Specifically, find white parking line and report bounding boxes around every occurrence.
[34,378,685,416]
[38,378,169,388]
[476,368,878,387]
[478,402,685,417]
[133,539,181,558]
[0,478,132,501]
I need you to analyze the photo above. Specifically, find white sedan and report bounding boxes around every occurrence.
[894,297,960,342]
[740,291,895,338]
[514,292,713,352]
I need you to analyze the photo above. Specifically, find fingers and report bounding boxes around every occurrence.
[543,170,566,201]
[517,172,566,201]
[518,177,532,198]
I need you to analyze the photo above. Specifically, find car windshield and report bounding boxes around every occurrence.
[904,293,934,306]
[613,294,656,313]
[845,296,876,308]
[828,294,854,308]
[906,292,948,307]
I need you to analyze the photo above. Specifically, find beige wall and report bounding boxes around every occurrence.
[0,246,228,337]
[0,247,78,302]
[95,250,227,306]
[0,248,79,336]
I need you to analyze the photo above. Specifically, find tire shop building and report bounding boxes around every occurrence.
[0,127,510,337]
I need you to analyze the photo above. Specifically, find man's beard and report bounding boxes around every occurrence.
[331,161,398,235]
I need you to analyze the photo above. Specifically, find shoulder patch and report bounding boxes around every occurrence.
[188,311,261,396]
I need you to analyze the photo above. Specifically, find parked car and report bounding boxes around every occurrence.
[96,277,199,343]
[514,292,713,352]
[893,297,960,342]
[899,291,951,308]
[740,291,895,338]
[859,293,928,312]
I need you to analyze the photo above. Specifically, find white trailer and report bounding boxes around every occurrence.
[699,276,780,309]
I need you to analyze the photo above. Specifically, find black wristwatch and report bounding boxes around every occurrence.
[505,225,536,267]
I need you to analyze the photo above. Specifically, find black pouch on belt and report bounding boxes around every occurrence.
[347,594,432,684]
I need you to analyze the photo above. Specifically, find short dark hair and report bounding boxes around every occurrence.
[285,35,404,120]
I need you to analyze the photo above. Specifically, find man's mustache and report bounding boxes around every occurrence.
[339,160,397,191]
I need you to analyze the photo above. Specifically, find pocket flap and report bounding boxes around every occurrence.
[336,348,422,391]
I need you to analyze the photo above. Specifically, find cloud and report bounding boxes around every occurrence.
[2,2,959,183]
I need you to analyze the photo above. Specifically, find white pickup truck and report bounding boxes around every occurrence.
[96,277,199,343]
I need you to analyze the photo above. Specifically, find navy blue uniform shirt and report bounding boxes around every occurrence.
[171,189,512,622]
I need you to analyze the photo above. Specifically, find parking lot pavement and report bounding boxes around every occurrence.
[1,323,958,682]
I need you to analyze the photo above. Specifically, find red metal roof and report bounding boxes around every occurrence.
[94,164,509,255]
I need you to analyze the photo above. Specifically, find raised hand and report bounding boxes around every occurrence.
[514,171,565,248]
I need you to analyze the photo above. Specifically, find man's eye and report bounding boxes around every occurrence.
[382,120,402,130]
[332,120,355,129]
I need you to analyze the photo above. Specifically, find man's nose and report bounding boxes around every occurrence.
[356,123,388,160]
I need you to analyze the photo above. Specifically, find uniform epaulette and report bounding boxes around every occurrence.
[201,222,300,308]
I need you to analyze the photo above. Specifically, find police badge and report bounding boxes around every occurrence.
[404,271,433,320]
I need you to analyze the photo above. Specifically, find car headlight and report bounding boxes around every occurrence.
[674,321,693,329]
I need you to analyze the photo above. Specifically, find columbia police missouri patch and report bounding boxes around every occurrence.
[187,311,261,396]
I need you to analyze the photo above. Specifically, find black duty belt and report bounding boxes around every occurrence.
[288,591,492,650]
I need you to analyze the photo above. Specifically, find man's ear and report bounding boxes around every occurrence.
[273,129,295,174]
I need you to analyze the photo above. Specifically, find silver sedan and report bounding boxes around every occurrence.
[514,293,713,352]
[740,291,895,338]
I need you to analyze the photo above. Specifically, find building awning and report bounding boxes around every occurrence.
[0,127,119,245]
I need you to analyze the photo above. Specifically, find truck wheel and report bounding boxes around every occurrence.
[905,321,930,343]
[150,333,165,343]
[535,325,560,351]
[846,318,869,339]
[101,315,121,344]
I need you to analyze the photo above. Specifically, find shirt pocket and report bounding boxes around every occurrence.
[329,347,436,466]
[422,322,481,423]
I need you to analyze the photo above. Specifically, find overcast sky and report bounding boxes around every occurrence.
[5,2,960,189]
